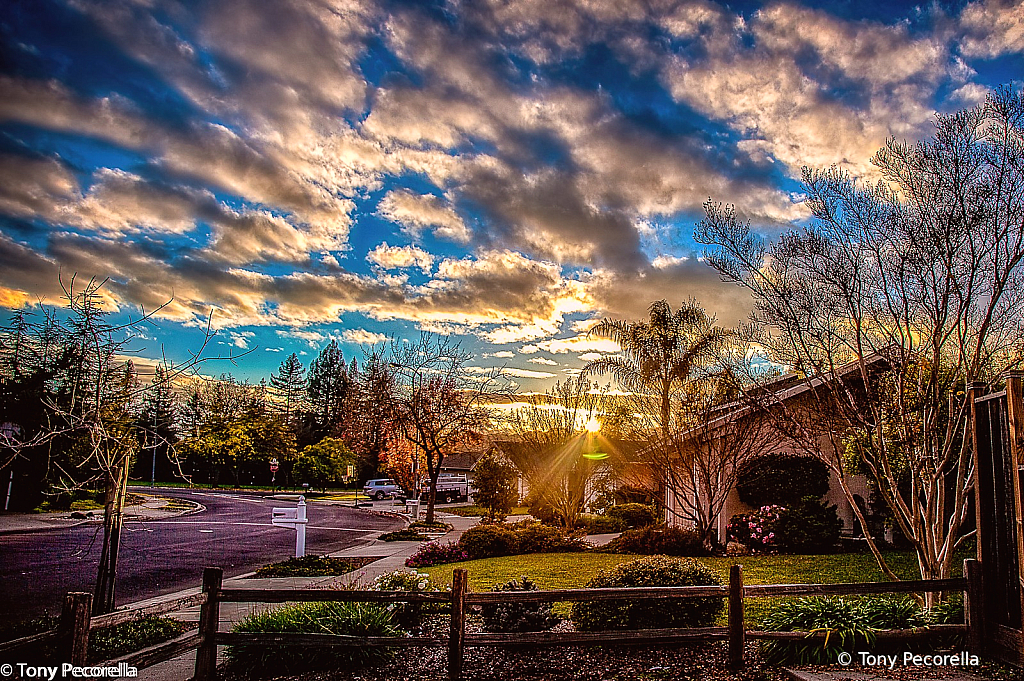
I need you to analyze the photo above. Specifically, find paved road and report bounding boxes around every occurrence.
[0,488,403,622]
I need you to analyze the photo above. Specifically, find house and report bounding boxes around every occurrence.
[662,356,886,541]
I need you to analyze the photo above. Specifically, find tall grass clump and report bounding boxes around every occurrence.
[227,601,399,674]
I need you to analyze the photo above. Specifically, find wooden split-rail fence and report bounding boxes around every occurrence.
[1,562,983,680]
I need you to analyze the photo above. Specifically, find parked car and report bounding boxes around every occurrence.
[363,478,404,500]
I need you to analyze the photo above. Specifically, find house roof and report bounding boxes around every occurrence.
[676,351,892,440]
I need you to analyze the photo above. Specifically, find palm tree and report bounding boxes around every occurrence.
[582,299,730,440]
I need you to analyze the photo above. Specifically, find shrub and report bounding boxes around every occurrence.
[405,540,468,568]
[458,524,518,559]
[88,616,186,663]
[473,451,519,522]
[929,593,964,624]
[379,529,430,542]
[524,488,558,525]
[511,522,584,553]
[605,503,659,529]
[372,570,441,630]
[773,497,842,553]
[602,525,709,556]
[761,596,929,665]
[577,513,627,534]
[570,556,724,631]
[761,597,872,665]
[726,506,785,551]
[255,555,361,577]
[408,520,453,532]
[227,601,399,673]
[860,596,928,630]
[736,453,830,507]
[481,577,561,632]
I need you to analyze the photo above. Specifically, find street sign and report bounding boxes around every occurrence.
[271,496,308,557]
[269,464,279,472]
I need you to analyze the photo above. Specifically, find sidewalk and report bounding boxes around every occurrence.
[141,512,479,681]
[0,492,202,534]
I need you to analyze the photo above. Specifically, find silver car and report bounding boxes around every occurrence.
[363,478,404,500]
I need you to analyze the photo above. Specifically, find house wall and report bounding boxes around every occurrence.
[665,434,871,540]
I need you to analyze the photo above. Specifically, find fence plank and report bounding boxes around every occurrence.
[218,588,450,604]
[966,559,985,654]
[60,592,91,666]
[106,631,202,668]
[0,629,59,655]
[449,568,468,681]
[90,592,207,629]
[465,585,729,605]
[194,567,223,681]
[215,632,441,647]
[728,565,744,671]
[748,625,966,642]
[744,578,965,598]
[465,627,729,646]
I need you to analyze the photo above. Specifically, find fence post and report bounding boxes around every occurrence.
[60,592,92,666]
[194,567,223,681]
[448,568,468,681]
[728,564,745,671]
[964,559,985,655]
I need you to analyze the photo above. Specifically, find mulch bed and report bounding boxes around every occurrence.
[245,556,384,578]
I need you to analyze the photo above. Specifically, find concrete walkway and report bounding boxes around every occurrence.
[0,492,203,534]
[140,512,480,681]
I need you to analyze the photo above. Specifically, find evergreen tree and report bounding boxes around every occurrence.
[270,353,306,425]
[305,341,350,437]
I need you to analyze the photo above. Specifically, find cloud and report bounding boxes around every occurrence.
[503,367,557,379]
[377,190,471,244]
[960,0,1024,58]
[342,328,388,344]
[528,357,558,366]
[485,350,515,358]
[366,242,435,272]
[577,352,604,361]
[532,335,620,355]
[228,331,255,349]
[659,3,951,179]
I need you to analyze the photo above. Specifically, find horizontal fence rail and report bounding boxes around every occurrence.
[188,562,981,681]
[217,588,450,604]
[0,590,208,669]
[2,562,980,680]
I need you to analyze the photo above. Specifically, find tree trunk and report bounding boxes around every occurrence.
[93,459,130,615]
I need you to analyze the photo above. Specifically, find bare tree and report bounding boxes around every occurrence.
[696,88,1024,594]
[0,276,242,613]
[651,371,773,550]
[385,333,503,523]
[503,375,604,530]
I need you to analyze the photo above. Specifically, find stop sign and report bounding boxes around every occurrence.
[269,458,279,473]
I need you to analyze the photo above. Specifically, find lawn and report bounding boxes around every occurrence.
[422,550,951,625]
[444,505,531,517]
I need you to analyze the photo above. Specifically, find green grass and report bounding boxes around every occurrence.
[254,555,376,577]
[445,505,530,517]
[423,550,947,625]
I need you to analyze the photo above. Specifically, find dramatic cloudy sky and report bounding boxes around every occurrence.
[0,0,1021,386]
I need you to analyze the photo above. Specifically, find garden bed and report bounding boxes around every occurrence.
[251,555,381,578]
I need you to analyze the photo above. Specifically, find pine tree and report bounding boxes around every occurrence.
[306,341,350,436]
[270,353,306,425]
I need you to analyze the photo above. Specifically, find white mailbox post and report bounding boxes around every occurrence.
[272,495,308,557]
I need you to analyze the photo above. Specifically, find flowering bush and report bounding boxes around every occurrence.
[404,540,468,568]
[727,505,785,551]
[372,570,440,629]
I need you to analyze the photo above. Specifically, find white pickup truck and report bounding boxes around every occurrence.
[419,474,470,504]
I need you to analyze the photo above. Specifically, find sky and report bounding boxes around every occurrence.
[0,0,1022,390]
